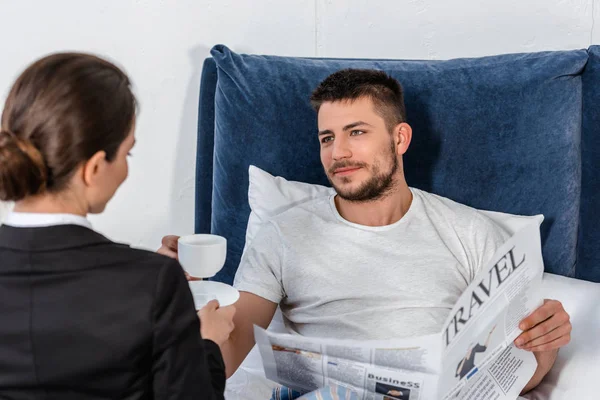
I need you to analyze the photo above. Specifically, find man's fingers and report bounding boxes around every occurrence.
[515,314,558,345]
[526,333,571,352]
[519,300,559,331]
[515,310,570,346]
[515,297,572,352]
[520,323,572,350]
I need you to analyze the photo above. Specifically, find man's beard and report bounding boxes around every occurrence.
[327,141,399,203]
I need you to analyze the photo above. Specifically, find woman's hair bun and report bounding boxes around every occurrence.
[0,130,47,201]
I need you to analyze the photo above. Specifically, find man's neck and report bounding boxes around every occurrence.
[334,181,413,227]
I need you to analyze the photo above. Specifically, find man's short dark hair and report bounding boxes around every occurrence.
[310,69,407,132]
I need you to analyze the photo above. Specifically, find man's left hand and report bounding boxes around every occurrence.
[514,299,571,352]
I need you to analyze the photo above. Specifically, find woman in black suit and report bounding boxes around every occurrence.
[0,53,234,399]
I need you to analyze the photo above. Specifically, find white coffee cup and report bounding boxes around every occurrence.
[178,234,227,278]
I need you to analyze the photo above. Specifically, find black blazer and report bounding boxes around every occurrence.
[0,224,226,400]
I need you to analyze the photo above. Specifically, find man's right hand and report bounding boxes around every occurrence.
[158,235,180,259]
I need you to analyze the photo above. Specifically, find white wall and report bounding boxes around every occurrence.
[0,0,597,250]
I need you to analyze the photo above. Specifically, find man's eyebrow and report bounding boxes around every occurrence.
[342,121,373,131]
[318,121,373,136]
[318,129,333,136]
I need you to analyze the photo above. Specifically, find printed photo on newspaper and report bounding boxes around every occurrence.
[253,218,545,400]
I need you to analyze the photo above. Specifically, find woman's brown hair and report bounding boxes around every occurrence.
[0,52,136,201]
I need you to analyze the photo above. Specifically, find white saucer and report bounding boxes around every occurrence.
[188,280,240,309]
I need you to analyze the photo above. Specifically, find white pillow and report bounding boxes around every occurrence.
[245,164,543,242]
[521,273,600,400]
[245,165,333,247]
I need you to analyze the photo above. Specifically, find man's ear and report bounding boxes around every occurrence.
[394,122,413,155]
[82,150,107,187]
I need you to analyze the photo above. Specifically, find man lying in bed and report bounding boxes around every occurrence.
[160,69,571,394]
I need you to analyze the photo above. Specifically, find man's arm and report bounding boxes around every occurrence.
[520,349,558,394]
[515,299,571,394]
[220,291,278,378]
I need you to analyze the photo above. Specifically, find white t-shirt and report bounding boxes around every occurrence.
[234,188,510,340]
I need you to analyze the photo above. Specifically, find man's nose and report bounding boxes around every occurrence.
[332,137,352,160]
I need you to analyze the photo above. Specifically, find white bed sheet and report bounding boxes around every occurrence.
[225,273,600,400]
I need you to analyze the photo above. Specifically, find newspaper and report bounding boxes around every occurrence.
[254,219,545,400]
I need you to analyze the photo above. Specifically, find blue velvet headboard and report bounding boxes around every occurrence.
[195,45,600,284]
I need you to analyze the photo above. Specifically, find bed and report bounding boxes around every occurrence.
[195,45,600,399]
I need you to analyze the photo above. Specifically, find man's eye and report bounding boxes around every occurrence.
[321,136,333,144]
[350,130,365,136]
